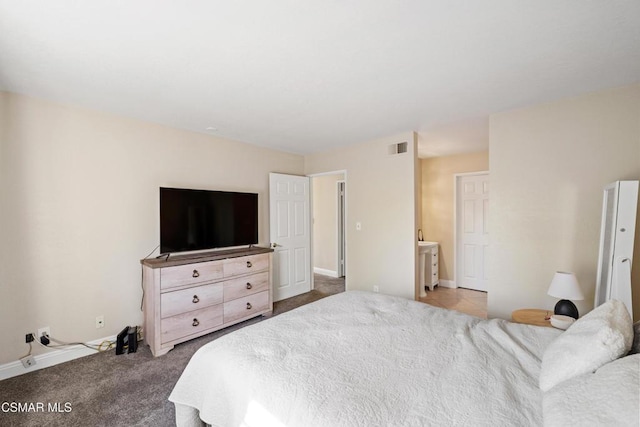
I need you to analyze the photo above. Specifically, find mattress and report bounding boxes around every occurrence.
[169,291,561,426]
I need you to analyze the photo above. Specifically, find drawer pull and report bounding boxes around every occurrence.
[246,282,252,290]
[246,261,252,268]
[433,273,437,276]
[192,270,200,278]
[192,318,200,327]
[192,295,199,303]
[246,302,252,310]
[433,263,437,267]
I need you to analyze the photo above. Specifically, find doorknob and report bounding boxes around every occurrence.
[271,243,280,248]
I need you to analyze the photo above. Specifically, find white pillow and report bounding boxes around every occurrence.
[543,354,640,426]
[539,299,633,392]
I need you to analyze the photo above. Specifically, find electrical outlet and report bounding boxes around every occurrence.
[20,355,36,368]
[25,333,34,343]
[95,315,104,329]
[373,285,379,293]
[37,326,50,339]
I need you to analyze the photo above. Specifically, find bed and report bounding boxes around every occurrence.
[169,291,639,426]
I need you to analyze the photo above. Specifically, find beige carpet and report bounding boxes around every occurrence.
[0,274,344,427]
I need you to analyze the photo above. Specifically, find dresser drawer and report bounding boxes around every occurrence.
[223,290,269,324]
[430,268,439,284]
[161,283,223,318]
[224,271,269,302]
[223,254,269,277]
[160,260,224,290]
[161,304,223,343]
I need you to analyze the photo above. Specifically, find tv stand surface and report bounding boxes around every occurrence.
[141,246,272,269]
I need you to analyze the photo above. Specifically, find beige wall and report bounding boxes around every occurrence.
[421,152,489,281]
[305,132,420,299]
[488,84,640,320]
[312,173,344,275]
[0,91,304,365]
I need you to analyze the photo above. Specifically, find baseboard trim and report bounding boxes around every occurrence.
[0,334,117,381]
[313,267,339,278]
[439,280,456,289]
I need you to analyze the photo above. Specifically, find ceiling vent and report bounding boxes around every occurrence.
[388,141,408,155]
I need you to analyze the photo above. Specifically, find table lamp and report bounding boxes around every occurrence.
[547,271,584,319]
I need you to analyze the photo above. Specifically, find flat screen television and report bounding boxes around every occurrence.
[160,187,258,254]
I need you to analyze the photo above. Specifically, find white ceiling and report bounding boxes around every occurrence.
[0,1,638,158]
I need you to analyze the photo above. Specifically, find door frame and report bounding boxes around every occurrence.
[453,171,489,290]
[307,170,348,287]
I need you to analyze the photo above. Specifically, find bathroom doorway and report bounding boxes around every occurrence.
[310,172,346,282]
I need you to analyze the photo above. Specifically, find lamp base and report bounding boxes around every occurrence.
[554,299,579,319]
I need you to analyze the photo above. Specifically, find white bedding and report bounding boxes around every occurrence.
[169,291,561,427]
[543,354,640,427]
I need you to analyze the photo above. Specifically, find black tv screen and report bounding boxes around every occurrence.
[160,187,258,254]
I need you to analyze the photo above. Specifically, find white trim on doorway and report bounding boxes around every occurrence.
[453,171,489,291]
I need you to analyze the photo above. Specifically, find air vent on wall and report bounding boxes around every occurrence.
[388,141,408,155]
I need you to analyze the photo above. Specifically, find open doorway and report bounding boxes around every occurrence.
[310,171,346,296]
[417,153,489,317]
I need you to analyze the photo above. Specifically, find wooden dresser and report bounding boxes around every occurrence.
[141,247,273,356]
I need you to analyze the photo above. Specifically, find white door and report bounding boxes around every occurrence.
[269,173,311,301]
[456,173,489,291]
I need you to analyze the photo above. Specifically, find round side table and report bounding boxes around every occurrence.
[511,308,552,327]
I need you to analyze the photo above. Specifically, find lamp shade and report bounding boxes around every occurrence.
[547,271,584,300]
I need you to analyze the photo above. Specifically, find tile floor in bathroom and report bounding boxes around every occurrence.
[418,286,488,319]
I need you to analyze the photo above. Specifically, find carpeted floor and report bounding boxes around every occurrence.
[0,274,344,427]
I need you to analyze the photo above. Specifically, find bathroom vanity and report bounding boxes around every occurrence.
[418,241,439,297]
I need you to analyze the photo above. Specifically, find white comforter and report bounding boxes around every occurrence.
[169,291,561,427]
